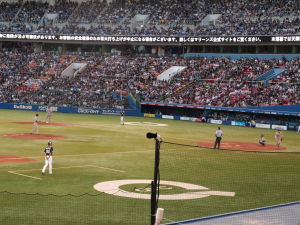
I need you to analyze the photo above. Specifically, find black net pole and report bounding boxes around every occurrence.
[151,139,160,225]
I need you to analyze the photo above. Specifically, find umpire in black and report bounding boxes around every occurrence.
[214,127,223,149]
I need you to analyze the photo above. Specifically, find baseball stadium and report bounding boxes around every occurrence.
[0,0,300,225]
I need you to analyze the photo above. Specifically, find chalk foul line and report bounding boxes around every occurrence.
[8,165,125,180]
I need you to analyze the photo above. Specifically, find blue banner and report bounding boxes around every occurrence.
[0,103,141,116]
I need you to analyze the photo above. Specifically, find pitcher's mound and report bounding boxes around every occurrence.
[197,141,286,151]
[12,122,73,126]
[3,133,67,140]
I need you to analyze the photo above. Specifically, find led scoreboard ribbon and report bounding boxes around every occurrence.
[1,33,300,43]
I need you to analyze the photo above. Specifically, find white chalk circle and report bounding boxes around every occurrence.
[93,180,235,200]
[124,122,168,127]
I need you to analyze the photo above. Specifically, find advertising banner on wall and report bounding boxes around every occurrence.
[0,103,130,116]
[231,121,246,127]
[210,119,223,125]
[256,123,271,129]
[271,125,288,130]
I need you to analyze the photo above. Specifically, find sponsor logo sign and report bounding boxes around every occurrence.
[231,121,246,126]
[101,109,120,115]
[162,115,174,120]
[78,108,100,114]
[144,113,155,118]
[13,105,32,110]
[272,125,287,130]
[180,117,197,121]
[210,119,223,125]
[38,106,58,112]
[256,123,271,129]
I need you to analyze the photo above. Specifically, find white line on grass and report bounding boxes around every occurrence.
[8,171,42,180]
[89,165,125,173]
[7,165,125,180]
[9,165,125,173]
[4,150,152,161]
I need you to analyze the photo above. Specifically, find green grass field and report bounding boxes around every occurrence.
[0,109,299,225]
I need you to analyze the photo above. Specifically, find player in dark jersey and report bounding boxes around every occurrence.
[42,141,53,175]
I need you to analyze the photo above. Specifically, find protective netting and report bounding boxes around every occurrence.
[156,141,300,224]
[0,191,149,225]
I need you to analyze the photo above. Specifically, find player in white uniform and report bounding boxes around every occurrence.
[45,107,52,123]
[120,111,124,125]
[30,113,39,134]
[297,122,300,134]
[275,130,283,148]
[259,134,266,146]
[42,141,53,175]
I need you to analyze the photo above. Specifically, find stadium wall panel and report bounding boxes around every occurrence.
[0,103,141,116]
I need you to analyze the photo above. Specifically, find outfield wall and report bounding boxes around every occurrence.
[0,102,298,131]
[142,102,300,131]
[144,113,294,131]
[0,103,143,117]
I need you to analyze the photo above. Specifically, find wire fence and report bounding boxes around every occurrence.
[155,140,300,224]
[0,191,149,225]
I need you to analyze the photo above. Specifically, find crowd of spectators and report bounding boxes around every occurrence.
[0,0,299,36]
[14,1,49,24]
[47,0,78,23]
[68,0,105,24]
[0,47,299,109]
[0,1,22,22]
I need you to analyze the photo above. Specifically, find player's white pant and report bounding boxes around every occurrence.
[30,123,39,134]
[120,116,124,125]
[45,115,51,123]
[298,126,300,133]
[42,156,52,174]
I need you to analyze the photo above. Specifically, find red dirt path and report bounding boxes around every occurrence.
[3,133,67,140]
[0,155,36,163]
[196,141,286,151]
[12,122,73,126]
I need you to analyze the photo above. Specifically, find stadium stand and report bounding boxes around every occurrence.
[0,0,299,35]
[0,46,299,108]
[0,0,299,109]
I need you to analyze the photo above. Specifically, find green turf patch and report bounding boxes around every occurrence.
[0,109,299,224]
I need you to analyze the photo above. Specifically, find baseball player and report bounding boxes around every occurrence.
[297,121,300,134]
[120,111,125,125]
[275,130,283,148]
[259,134,266,146]
[29,113,39,134]
[42,141,53,175]
[45,107,52,123]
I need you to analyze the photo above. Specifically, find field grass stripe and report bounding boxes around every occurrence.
[9,165,125,173]
[56,150,152,158]
[8,171,42,180]
[88,165,125,173]
[10,149,152,160]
